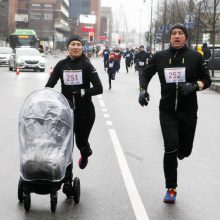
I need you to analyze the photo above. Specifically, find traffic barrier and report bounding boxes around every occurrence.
[49,67,53,75]
[16,67,20,75]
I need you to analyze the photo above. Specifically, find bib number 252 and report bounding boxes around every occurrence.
[164,67,186,83]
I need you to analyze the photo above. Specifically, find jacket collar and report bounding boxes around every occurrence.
[170,44,188,54]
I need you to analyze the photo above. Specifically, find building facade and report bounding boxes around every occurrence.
[100,7,112,46]
[0,0,114,47]
[69,0,101,45]
[0,0,17,45]
[16,0,70,50]
[0,0,70,49]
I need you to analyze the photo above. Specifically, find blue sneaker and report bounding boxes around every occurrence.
[163,188,177,204]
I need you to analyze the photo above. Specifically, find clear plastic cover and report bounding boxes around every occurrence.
[18,88,73,182]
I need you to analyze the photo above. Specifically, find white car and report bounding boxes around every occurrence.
[0,47,13,65]
[9,47,45,72]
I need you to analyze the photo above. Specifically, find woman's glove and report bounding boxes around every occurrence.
[138,90,150,106]
[178,82,199,96]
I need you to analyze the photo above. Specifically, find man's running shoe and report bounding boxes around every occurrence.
[78,156,88,169]
[163,188,177,204]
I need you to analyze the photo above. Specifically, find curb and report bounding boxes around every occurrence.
[210,83,220,93]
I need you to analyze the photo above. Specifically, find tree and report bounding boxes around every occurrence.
[201,0,220,77]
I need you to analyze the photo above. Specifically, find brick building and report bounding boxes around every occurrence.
[69,0,102,44]
[0,0,113,47]
[15,0,70,50]
[0,0,17,45]
[100,7,112,46]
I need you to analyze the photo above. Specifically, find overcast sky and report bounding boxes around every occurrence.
[101,0,153,32]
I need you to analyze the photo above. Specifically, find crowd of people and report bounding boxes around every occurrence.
[44,23,212,205]
[100,45,152,90]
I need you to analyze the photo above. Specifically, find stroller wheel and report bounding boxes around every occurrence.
[23,192,31,212]
[62,181,72,198]
[18,177,24,202]
[50,192,57,212]
[73,177,80,203]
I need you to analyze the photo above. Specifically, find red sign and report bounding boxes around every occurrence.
[99,36,108,40]
[81,25,95,33]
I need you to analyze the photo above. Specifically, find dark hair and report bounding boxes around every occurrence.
[203,42,208,47]
[67,35,84,47]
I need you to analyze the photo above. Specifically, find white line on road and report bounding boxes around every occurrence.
[97,95,102,99]
[109,129,149,220]
[106,120,113,126]
[99,100,105,107]
[104,113,110,118]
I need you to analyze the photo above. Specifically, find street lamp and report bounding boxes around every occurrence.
[143,0,153,50]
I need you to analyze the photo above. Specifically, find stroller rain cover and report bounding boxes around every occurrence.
[19,88,73,182]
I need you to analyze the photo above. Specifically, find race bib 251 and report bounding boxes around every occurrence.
[63,70,83,85]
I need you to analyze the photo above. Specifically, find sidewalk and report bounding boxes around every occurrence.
[210,70,220,93]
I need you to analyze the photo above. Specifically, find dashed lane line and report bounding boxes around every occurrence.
[98,97,149,220]
[109,129,149,220]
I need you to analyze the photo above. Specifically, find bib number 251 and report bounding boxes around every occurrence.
[63,70,83,85]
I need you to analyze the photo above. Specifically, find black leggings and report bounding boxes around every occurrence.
[104,59,108,69]
[74,102,95,157]
[125,60,131,73]
[160,110,197,188]
[114,60,120,72]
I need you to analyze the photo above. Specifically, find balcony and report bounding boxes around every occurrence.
[55,19,70,33]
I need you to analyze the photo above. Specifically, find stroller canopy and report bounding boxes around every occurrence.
[19,88,73,181]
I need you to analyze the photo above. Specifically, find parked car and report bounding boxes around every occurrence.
[9,47,45,72]
[0,47,13,66]
[209,49,220,70]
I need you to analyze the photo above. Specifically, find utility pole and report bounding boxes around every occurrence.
[149,0,153,50]
[143,0,153,49]
[211,0,217,77]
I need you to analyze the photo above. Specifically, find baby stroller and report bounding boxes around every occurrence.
[18,88,80,212]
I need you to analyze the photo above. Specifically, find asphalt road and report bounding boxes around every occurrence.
[0,54,220,220]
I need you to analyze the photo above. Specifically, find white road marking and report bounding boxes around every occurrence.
[96,96,149,219]
[97,95,102,99]
[109,129,149,220]
[99,100,105,107]
[106,120,113,126]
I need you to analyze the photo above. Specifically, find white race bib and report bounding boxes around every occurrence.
[164,67,186,83]
[109,62,114,68]
[63,70,83,85]
[139,61,144,66]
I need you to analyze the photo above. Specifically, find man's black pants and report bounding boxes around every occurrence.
[160,110,197,188]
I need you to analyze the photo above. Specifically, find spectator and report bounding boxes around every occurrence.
[202,42,211,66]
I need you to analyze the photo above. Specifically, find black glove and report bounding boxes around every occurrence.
[138,90,150,106]
[178,82,199,96]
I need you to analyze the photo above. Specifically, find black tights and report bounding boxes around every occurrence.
[160,110,197,188]
[74,102,95,157]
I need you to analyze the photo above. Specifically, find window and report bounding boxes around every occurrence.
[44,4,52,8]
